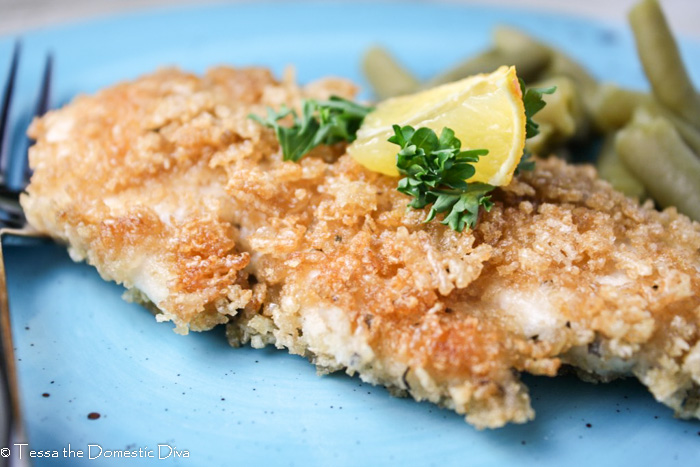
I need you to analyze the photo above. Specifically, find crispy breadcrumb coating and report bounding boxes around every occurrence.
[21,68,700,428]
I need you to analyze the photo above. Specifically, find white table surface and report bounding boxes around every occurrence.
[0,0,698,39]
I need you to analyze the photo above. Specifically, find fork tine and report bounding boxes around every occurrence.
[35,53,52,118]
[23,52,53,184]
[0,41,20,184]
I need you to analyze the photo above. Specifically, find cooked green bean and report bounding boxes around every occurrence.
[491,27,600,144]
[425,49,503,86]
[589,85,700,157]
[426,47,548,87]
[493,26,598,94]
[629,0,700,127]
[542,52,598,96]
[427,26,551,87]
[616,109,700,220]
[596,134,646,199]
[492,27,549,57]
[622,99,700,157]
[655,107,700,157]
[525,122,555,156]
[492,27,552,82]
[589,85,649,131]
[533,77,576,135]
[362,46,420,99]
[525,76,580,155]
[541,76,591,140]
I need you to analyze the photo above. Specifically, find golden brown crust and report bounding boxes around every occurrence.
[22,68,269,332]
[22,67,700,427]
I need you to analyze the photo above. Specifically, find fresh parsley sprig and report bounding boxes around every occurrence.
[249,96,373,162]
[517,79,556,173]
[393,81,556,231]
[391,125,494,232]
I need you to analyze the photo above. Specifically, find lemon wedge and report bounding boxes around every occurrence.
[348,66,526,186]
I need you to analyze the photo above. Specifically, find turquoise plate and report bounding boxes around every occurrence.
[1,3,699,466]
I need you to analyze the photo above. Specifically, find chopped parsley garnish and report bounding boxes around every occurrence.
[517,79,556,174]
[393,81,556,231]
[249,80,554,233]
[391,125,494,232]
[249,96,373,162]
[522,79,556,139]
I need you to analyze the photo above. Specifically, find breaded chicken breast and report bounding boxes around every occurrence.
[21,67,700,428]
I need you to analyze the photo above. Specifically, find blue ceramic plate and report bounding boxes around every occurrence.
[1,3,699,466]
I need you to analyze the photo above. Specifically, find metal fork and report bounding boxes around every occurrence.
[0,41,53,467]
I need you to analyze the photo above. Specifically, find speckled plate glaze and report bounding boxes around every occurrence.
[1,3,699,466]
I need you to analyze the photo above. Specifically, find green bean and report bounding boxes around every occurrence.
[362,46,420,99]
[596,134,647,199]
[615,108,700,220]
[525,76,580,155]
[425,48,548,87]
[589,85,700,157]
[589,84,650,131]
[531,78,576,137]
[491,26,599,144]
[542,52,598,96]
[654,106,700,157]
[629,0,700,127]
[491,27,552,81]
[525,122,555,156]
[427,26,551,87]
[493,27,598,94]
[539,76,591,140]
[424,48,503,86]
[623,99,700,157]
[492,27,549,56]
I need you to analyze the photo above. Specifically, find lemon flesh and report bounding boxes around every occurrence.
[348,66,526,186]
